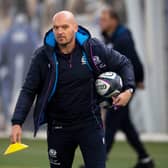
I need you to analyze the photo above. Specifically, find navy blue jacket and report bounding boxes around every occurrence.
[12,26,135,136]
[102,25,144,83]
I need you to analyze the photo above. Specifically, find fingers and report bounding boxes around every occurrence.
[112,90,132,107]
[10,134,16,144]
[137,82,145,89]
[10,125,22,144]
[17,132,21,143]
[112,96,120,105]
[115,99,127,106]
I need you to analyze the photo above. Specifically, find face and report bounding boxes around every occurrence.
[99,10,116,32]
[52,15,78,46]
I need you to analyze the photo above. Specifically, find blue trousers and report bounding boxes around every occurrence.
[47,120,106,168]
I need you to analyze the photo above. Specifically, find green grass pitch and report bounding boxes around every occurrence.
[0,138,168,168]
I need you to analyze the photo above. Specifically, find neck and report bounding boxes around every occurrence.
[58,38,76,54]
[106,30,114,37]
[106,24,118,36]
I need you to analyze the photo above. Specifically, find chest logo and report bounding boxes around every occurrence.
[107,43,114,49]
[93,56,107,68]
[81,55,87,65]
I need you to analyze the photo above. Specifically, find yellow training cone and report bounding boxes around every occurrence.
[4,143,29,155]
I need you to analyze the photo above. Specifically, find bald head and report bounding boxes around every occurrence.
[52,10,78,47]
[52,10,77,25]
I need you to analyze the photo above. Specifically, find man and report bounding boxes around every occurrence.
[99,7,154,168]
[11,11,135,168]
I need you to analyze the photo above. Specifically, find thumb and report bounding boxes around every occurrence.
[112,96,120,105]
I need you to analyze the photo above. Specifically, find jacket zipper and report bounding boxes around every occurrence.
[68,54,72,68]
[36,56,57,134]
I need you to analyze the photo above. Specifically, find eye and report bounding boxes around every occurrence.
[53,26,58,30]
[62,25,69,29]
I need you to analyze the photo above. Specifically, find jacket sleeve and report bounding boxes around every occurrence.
[104,47,135,91]
[11,50,42,126]
[91,39,135,91]
[114,33,144,83]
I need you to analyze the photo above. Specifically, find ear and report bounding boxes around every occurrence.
[74,24,78,33]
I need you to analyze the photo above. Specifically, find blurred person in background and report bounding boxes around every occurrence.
[0,0,13,35]
[99,7,155,168]
[0,0,13,129]
[42,0,58,36]
[66,0,86,14]
[25,0,42,36]
[0,0,40,131]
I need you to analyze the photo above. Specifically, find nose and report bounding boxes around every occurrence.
[57,27,63,35]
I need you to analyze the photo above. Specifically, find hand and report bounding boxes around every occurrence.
[10,125,22,144]
[112,90,132,107]
[136,82,145,89]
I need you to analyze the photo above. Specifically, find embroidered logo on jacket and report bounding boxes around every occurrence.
[93,56,107,69]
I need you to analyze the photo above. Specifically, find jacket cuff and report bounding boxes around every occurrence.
[11,120,23,126]
[123,86,135,93]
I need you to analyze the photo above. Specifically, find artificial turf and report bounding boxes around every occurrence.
[0,138,167,168]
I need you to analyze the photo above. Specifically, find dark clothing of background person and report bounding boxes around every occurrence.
[102,25,144,83]
[102,25,150,160]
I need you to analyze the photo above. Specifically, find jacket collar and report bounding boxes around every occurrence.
[111,25,127,42]
[44,25,91,48]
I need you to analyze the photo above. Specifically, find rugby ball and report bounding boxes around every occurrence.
[95,72,123,98]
